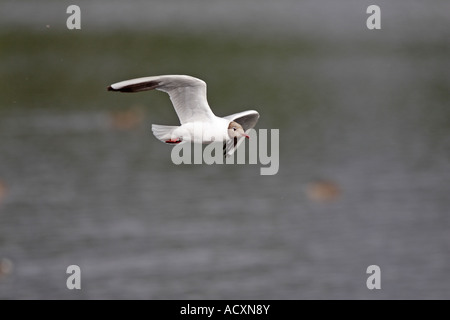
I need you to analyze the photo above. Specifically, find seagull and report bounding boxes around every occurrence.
[108,75,259,156]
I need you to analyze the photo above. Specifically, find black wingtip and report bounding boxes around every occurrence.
[107,80,162,93]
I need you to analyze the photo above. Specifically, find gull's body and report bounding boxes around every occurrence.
[159,120,229,144]
[108,75,259,156]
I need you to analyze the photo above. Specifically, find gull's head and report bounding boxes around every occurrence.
[228,121,249,139]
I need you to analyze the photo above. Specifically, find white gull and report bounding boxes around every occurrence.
[108,75,259,156]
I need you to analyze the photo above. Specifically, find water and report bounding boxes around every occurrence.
[0,0,449,299]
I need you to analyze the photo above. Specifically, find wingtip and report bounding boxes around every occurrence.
[107,80,162,93]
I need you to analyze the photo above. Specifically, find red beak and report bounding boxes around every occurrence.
[244,134,250,139]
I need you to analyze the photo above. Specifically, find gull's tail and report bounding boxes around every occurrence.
[151,124,180,144]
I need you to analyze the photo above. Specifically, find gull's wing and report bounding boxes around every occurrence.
[223,110,260,157]
[223,110,260,131]
[108,75,216,124]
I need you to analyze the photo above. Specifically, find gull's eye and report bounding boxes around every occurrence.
[233,127,237,131]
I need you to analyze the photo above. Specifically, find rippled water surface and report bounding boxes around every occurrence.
[0,0,449,299]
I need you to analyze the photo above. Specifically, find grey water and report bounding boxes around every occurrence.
[0,0,449,299]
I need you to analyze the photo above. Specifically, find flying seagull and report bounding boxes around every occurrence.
[108,75,259,156]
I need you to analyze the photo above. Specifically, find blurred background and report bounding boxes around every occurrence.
[0,0,449,299]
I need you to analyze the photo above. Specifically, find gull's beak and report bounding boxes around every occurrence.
[244,133,250,139]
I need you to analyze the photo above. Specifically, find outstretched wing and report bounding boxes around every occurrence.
[223,110,260,157]
[108,75,216,124]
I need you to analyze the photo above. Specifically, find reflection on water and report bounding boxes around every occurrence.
[0,180,7,205]
[306,180,341,203]
[0,258,14,279]
[109,106,146,131]
[0,0,449,299]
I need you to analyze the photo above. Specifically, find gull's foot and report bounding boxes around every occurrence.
[165,138,182,144]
